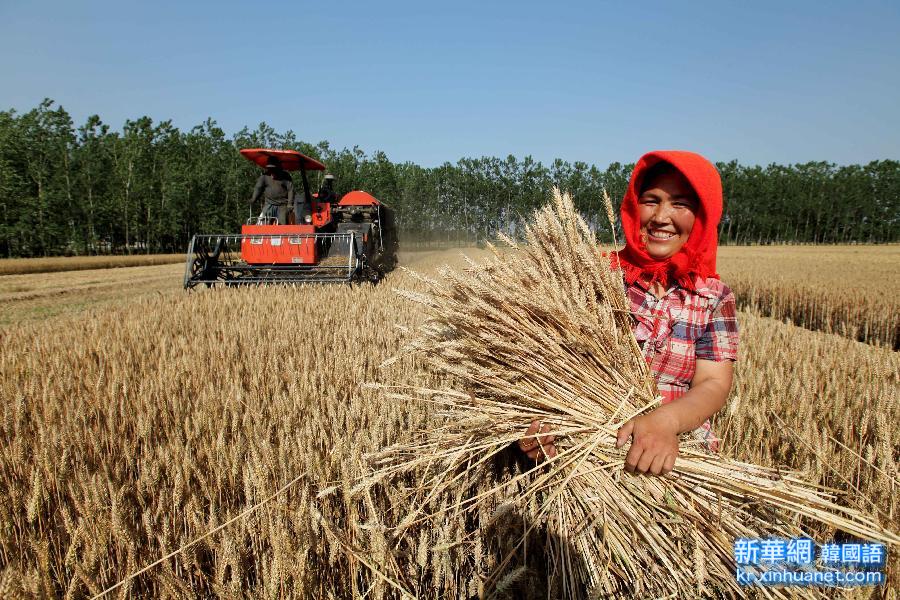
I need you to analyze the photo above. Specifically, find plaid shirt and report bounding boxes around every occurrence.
[626,276,739,451]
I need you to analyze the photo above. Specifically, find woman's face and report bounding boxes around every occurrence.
[637,169,698,260]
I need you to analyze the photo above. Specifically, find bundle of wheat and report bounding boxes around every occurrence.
[365,190,898,599]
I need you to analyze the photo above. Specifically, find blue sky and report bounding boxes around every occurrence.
[1,0,898,167]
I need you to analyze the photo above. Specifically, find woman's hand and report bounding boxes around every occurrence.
[616,409,680,476]
[518,420,557,462]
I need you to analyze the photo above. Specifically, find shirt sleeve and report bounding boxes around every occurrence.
[250,175,266,203]
[695,285,739,361]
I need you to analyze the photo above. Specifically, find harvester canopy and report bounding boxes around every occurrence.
[239,148,326,171]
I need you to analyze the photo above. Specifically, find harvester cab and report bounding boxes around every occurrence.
[183,148,398,288]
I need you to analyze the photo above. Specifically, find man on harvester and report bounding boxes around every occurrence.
[249,157,297,224]
[317,173,337,204]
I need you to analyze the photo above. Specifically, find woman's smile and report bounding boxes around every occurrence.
[647,227,676,240]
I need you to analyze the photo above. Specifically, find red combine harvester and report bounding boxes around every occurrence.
[183,148,398,288]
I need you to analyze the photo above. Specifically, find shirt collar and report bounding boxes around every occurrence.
[630,274,719,300]
[692,276,719,300]
[630,276,675,299]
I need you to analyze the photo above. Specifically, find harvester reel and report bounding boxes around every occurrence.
[185,237,230,289]
[358,256,384,285]
[189,255,215,288]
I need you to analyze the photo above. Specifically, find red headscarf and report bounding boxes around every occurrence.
[612,150,723,291]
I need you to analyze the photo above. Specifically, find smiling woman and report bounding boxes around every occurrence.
[521,151,739,477]
[614,152,738,473]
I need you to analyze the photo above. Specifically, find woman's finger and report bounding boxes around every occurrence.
[662,453,676,475]
[636,448,655,474]
[616,419,635,448]
[539,423,555,446]
[649,453,667,476]
[520,421,560,464]
[624,444,643,474]
[523,420,539,442]
[518,420,541,451]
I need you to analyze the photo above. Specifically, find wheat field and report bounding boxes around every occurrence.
[0,246,897,598]
[717,245,899,349]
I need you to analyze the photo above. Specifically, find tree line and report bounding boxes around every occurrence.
[0,99,896,257]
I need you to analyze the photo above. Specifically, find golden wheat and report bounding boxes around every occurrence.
[361,192,898,598]
[0,245,896,598]
[717,245,900,349]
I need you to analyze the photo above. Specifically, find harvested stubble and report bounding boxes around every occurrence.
[365,190,899,599]
[0,263,183,325]
[0,253,185,275]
